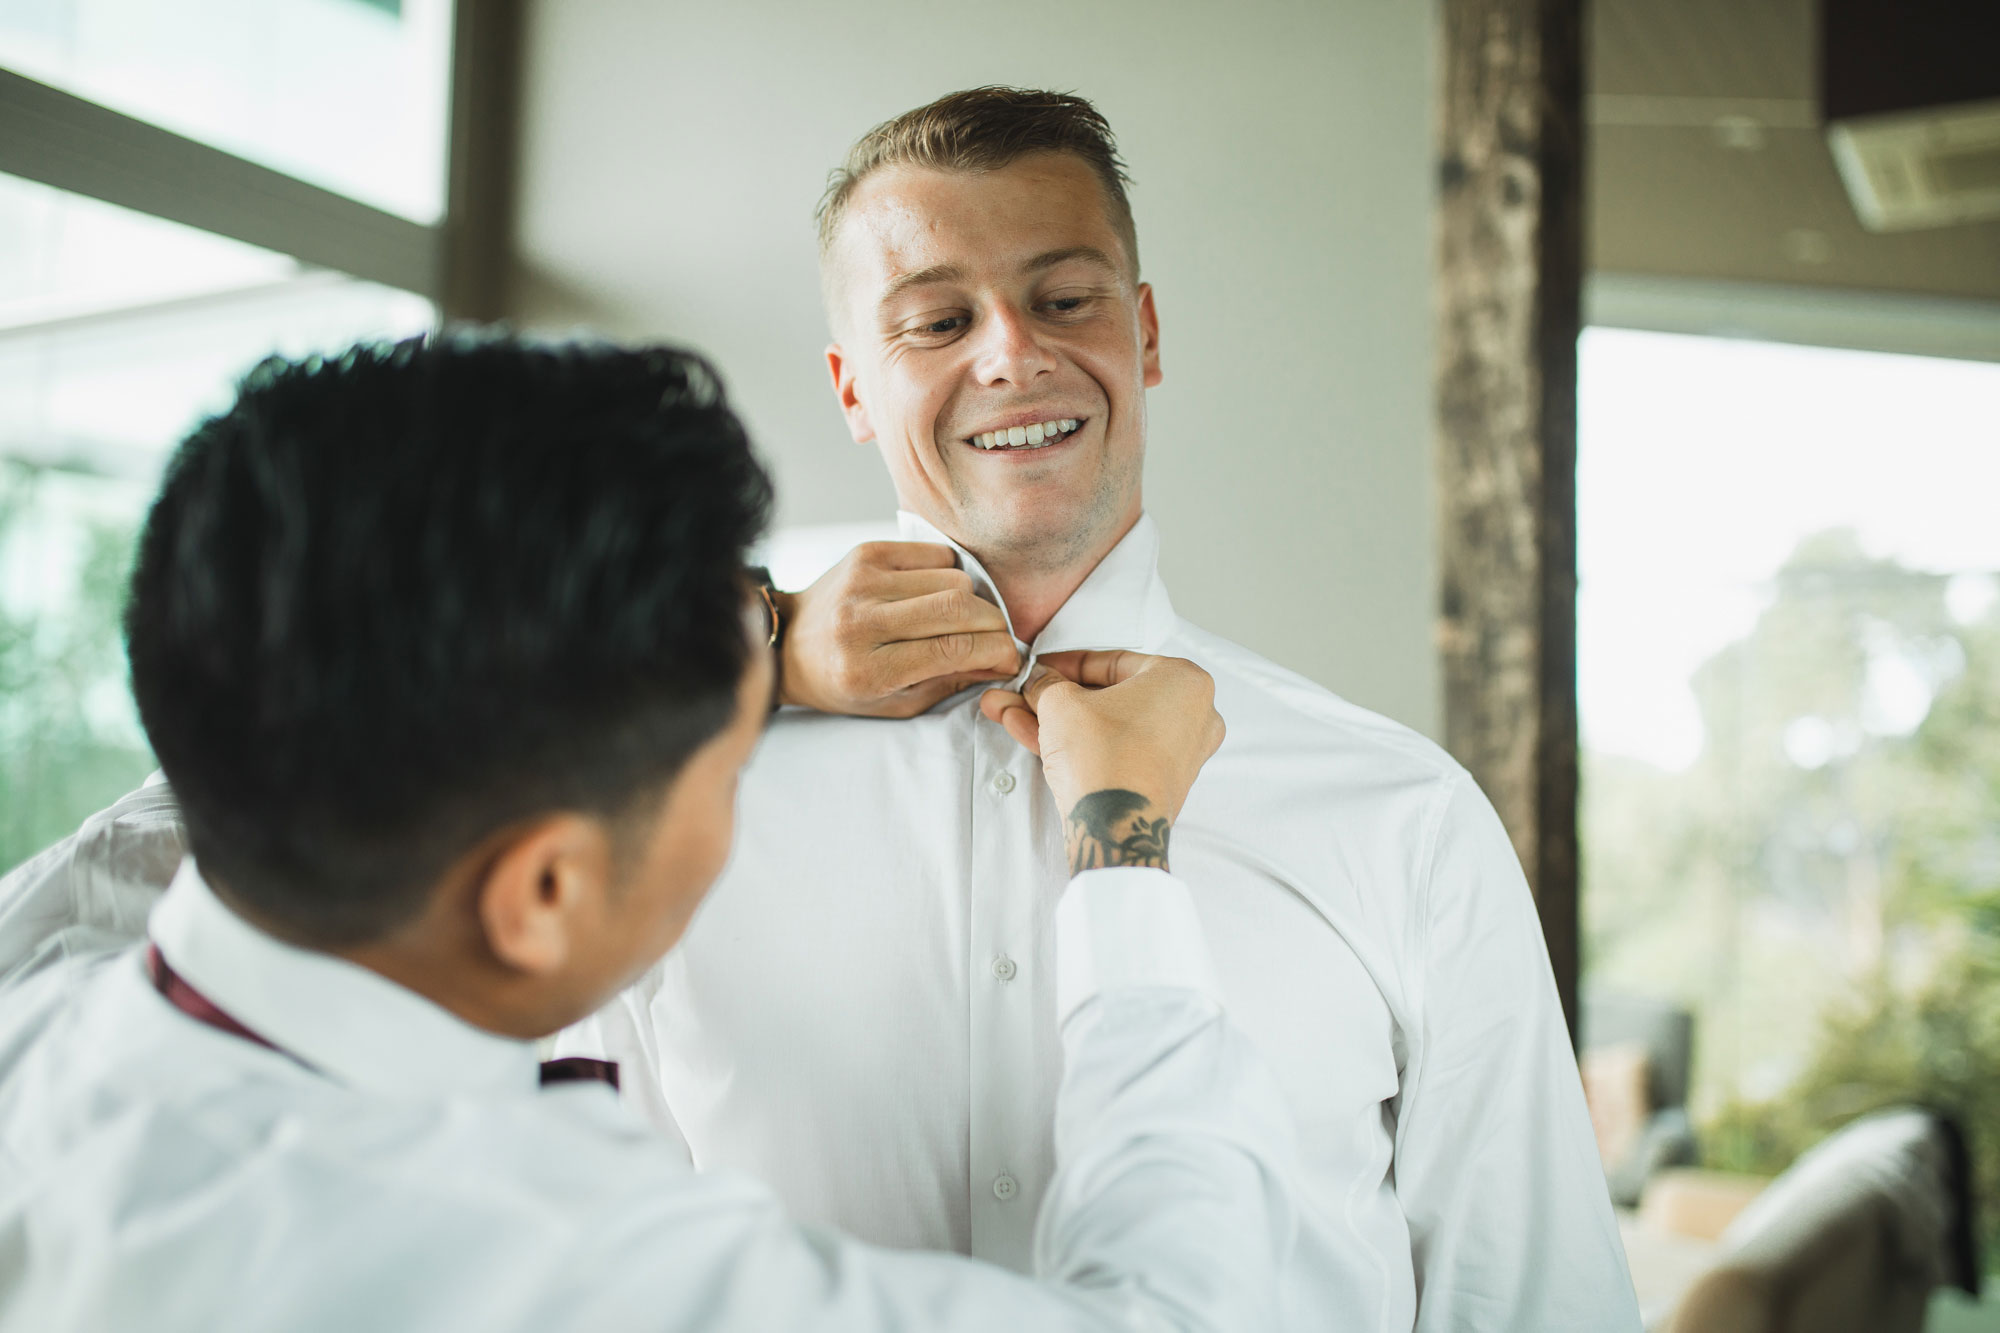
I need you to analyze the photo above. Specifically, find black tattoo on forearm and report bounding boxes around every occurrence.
[1066,789,1172,874]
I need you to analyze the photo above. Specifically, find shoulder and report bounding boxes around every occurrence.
[64,776,187,876]
[1,777,185,898]
[1167,618,1466,806]
[1161,620,1495,951]
[3,1018,790,1327]
[0,948,125,1072]
[0,779,185,988]
[1163,619,1534,931]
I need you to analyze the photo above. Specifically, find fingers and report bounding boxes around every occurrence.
[854,541,960,572]
[871,567,980,599]
[979,688,1042,755]
[977,687,1018,727]
[998,704,1042,755]
[1036,649,1150,689]
[872,586,1012,642]
[907,669,1014,711]
[873,630,1022,693]
[849,670,1009,720]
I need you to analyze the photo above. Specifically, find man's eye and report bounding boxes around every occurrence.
[912,316,966,337]
[1044,296,1089,314]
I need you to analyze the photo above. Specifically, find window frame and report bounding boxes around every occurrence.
[0,0,521,321]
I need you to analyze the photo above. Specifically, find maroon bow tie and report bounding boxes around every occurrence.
[144,942,619,1092]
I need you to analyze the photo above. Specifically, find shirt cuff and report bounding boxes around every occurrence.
[1055,867,1222,1026]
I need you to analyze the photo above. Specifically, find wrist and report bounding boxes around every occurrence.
[1063,788,1173,875]
[769,589,803,708]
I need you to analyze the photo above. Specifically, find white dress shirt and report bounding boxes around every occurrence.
[0,856,1300,1331]
[0,511,1642,1330]
[558,512,1640,1331]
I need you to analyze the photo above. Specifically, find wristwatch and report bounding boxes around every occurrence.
[746,566,784,709]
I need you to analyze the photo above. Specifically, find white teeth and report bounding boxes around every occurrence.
[969,418,1079,450]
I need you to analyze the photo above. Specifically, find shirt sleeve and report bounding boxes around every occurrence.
[1034,866,1300,1329]
[1393,775,1641,1332]
[0,778,184,989]
[571,864,1300,1332]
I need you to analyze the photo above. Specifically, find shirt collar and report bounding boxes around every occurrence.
[149,859,542,1098]
[893,510,1177,675]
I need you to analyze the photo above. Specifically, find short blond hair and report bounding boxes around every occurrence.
[816,86,1140,277]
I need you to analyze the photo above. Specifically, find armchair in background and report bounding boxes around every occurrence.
[1665,1107,1981,1333]
[1582,990,1702,1207]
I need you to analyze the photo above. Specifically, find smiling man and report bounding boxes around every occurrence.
[824,149,1156,628]
[552,89,1641,1330]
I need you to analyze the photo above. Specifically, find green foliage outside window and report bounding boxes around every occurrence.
[1587,529,2000,1269]
[0,462,154,876]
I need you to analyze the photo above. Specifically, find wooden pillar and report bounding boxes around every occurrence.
[1434,0,1585,1046]
[441,0,525,323]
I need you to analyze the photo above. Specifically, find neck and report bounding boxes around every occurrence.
[208,865,569,1042]
[339,940,543,1040]
[331,878,562,1041]
[975,509,1139,644]
[987,564,1092,645]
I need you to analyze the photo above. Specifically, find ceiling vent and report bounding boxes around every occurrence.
[1820,0,2000,232]
[1828,101,2000,231]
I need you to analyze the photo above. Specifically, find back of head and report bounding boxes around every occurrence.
[126,336,773,946]
[816,86,1140,280]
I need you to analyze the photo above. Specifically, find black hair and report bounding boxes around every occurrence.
[125,334,774,945]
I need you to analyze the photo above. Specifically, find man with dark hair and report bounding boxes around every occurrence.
[125,340,770,953]
[0,335,1302,1329]
[568,87,1639,1330]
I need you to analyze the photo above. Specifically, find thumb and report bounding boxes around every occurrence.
[1037,649,1151,689]
[1020,663,1079,713]
[980,688,1042,755]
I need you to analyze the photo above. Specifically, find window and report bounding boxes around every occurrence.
[0,0,453,219]
[0,3,453,874]
[1579,326,2000,1261]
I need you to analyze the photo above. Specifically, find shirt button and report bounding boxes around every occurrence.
[993,1173,1018,1201]
[992,955,1017,982]
[990,771,1016,795]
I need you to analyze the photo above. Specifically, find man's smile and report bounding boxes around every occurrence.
[962,415,1088,453]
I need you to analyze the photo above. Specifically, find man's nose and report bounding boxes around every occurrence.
[970,303,1054,387]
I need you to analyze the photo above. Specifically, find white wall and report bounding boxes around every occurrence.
[512,0,1440,737]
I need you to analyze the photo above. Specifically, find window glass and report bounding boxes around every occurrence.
[0,0,454,221]
[0,173,433,872]
[1579,326,2000,1264]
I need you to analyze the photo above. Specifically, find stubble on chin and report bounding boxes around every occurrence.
[947,457,1138,577]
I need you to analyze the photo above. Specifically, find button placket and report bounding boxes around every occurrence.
[966,710,1053,1270]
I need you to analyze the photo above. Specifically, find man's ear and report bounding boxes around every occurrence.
[825,343,875,444]
[475,814,613,976]
[1136,283,1163,389]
